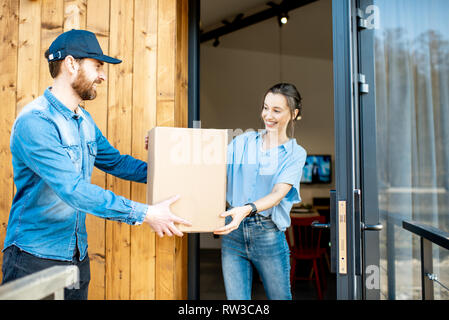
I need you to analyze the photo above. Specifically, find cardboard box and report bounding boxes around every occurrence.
[147,127,227,232]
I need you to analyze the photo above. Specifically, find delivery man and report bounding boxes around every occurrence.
[1,29,191,300]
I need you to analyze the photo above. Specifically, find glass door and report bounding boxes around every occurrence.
[356,0,449,300]
[331,0,368,299]
[318,0,448,300]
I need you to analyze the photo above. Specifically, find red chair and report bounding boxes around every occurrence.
[286,215,328,300]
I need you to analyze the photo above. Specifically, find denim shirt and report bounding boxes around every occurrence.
[226,131,307,231]
[3,88,148,261]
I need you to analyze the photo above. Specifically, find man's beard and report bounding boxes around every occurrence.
[72,68,99,101]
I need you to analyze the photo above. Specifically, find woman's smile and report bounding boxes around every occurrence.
[264,120,277,128]
[262,92,292,133]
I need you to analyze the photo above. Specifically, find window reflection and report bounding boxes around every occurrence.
[372,0,449,300]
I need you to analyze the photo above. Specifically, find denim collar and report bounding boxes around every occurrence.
[256,130,294,154]
[44,87,81,120]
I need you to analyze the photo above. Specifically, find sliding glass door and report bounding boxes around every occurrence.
[332,0,449,299]
[358,0,449,299]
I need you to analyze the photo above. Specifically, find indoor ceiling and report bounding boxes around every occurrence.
[200,0,333,60]
[200,0,273,29]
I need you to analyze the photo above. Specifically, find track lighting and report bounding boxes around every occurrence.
[280,14,288,24]
[278,12,289,26]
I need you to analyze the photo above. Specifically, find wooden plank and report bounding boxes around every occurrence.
[156,0,176,128]
[174,235,188,299]
[63,0,86,31]
[155,0,177,300]
[16,0,41,114]
[130,0,158,300]
[174,0,189,299]
[84,0,111,300]
[106,0,134,300]
[0,0,19,282]
[39,0,64,94]
[175,0,188,129]
[154,0,190,300]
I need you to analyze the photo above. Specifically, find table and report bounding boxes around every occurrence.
[290,209,320,218]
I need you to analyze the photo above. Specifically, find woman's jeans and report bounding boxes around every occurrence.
[1,245,90,300]
[221,215,292,300]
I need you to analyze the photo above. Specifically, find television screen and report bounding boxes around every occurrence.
[301,155,332,184]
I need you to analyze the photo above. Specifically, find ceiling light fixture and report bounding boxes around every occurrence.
[280,13,288,25]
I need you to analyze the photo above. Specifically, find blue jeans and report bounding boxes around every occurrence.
[221,215,292,300]
[1,245,90,300]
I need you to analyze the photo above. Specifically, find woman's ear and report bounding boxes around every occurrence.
[293,108,299,120]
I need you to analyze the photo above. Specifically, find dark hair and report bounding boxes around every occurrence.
[262,83,303,138]
[44,49,83,78]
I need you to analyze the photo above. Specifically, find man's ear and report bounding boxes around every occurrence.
[63,55,79,75]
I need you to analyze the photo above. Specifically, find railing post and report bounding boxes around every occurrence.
[421,237,434,300]
[403,220,449,300]
[0,265,79,300]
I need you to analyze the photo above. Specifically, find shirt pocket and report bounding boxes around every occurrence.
[86,141,97,172]
[87,141,97,157]
[62,144,82,172]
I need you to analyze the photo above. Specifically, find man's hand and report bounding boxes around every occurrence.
[145,135,149,151]
[144,195,192,237]
[213,205,252,235]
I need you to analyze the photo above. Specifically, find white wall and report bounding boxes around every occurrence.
[199,0,334,249]
[199,46,334,249]
[200,45,335,201]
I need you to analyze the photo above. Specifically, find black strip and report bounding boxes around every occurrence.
[187,0,201,301]
[200,0,317,43]
[403,220,449,250]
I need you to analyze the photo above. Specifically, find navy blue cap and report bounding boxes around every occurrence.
[47,29,122,64]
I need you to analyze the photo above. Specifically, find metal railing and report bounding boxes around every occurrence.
[0,265,79,300]
[402,220,449,300]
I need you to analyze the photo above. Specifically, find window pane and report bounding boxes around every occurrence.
[372,0,449,300]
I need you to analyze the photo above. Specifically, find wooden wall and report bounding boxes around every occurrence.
[0,0,189,300]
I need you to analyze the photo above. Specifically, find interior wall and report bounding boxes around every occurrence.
[199,0,334,249]
[199,44,334,249]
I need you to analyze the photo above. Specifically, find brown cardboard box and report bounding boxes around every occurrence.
[147,127,227,232]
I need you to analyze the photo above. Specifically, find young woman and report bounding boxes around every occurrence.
[214,83,307,300]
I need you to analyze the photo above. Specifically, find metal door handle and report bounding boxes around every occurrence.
[362,222,383,231]
[311,222,331,229]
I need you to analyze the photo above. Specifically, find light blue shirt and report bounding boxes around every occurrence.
[226,130,307,231]
[3,88,148,261]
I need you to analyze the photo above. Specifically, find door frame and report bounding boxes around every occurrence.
[188,0,381,300]
[332,0,382,300]
[187,0,201,300]
[356,0,382,300]
[332,0,362,299]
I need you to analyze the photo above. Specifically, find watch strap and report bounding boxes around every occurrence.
[244,202,258,217]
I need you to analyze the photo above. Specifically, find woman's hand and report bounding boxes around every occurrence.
[213,205,252,235]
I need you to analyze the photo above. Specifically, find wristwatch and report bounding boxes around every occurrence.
[244,202,258,217]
